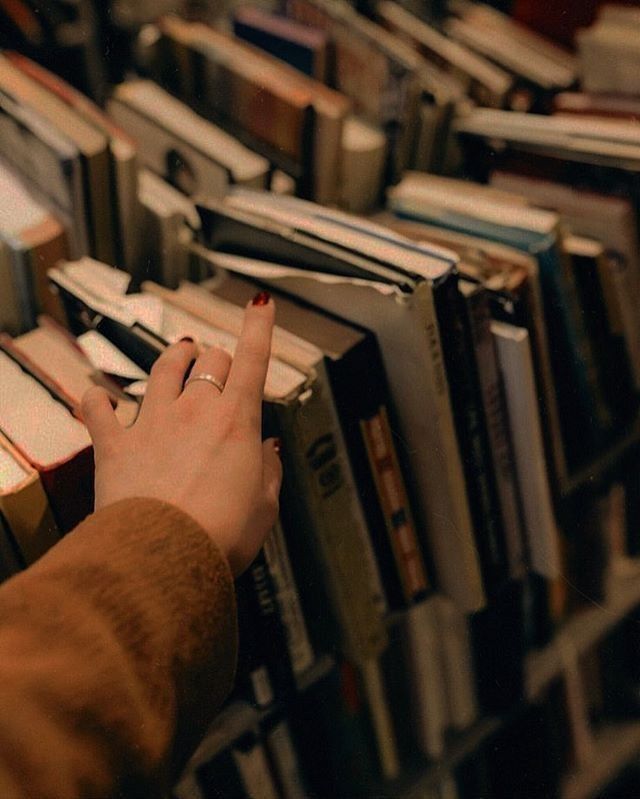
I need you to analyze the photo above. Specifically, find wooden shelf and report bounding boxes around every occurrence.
[559,419,640,499]
[526,560,640,700]
[563,722,640,799]
[396,717,504,798]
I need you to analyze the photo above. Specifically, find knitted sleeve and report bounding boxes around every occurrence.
[0,497,237,799]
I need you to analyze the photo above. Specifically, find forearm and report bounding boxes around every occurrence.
[0,498,237,798]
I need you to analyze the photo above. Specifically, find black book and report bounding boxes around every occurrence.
[442,276,510,596]
[235,549,296,709]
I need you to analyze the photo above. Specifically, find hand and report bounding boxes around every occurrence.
[81,293,282,577]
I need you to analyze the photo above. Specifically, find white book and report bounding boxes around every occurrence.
[339,116,387,214]
[434,595,478,732]
[109,80,270,195]
[138,169,200,288]
[491,321,560,579]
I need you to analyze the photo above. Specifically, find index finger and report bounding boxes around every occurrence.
[224,291,275,419]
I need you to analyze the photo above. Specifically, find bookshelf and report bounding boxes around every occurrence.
[4,1,640,798]
[562,722,640,799]
[526,559,640,700]
[559,418,640,500]
[387,558,640,798]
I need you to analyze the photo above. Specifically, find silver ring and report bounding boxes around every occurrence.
[184,373,226,394]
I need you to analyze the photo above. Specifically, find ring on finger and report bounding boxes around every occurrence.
[184,373,226,394]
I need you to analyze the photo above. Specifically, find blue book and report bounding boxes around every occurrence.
[388,174,611,469]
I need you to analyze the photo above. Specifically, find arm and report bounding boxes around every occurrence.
[0,498,236,799]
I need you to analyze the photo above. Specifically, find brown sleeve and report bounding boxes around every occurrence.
[0,497,238,799]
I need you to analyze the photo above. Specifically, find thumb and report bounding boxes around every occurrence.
[81,386,123,451]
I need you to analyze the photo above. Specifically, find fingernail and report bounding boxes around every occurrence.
[273,438,282,456]
[252,290,271,307]
[179,336,194,343]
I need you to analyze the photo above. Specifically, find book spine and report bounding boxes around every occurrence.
[464,285,526,579]
[243,549,297,704]
[538,245,608,465]
[263,520,315,678]
[232,734,281,799]
[491,322,561,580]
[411,279,485,611]
[326,337,429,609]
[360,408,430,605]
[271,384,388,665]
[439,278,510,595]
[264,718,308,799]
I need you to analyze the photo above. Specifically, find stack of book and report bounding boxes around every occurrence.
[2,1,640,797]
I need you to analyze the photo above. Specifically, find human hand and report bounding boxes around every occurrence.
[81,292,282,577]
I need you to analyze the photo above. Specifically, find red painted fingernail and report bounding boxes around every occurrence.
[252,290,271,306]
[179,336,194,343]
[273,438,282,455]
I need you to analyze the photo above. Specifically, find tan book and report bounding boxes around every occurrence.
[0,430,59,565]
[12,322,138,429]
[0,349,93,534]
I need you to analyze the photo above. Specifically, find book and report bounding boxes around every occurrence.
[387,172,610,469]
[0,347,93,534]
[576,13,640,95]
[149,15,350,205]
[108,80,271,197]
[0,160,68,332]
[193,197,485,611]
[490,321,560,582]
[372,213,559,569]
[441,273,511,596]
[377,0,513,108]
[282,0,429,182]
[339,116,387,214]
[489,170,640,391]
[137,169,201,288]
[6,52,140,272]
[444,0,577,101]
[553,91,640,121]
[0,53,115,264]
[233,6,328,81]
[563,234,636,429]
[0,429,59,565]
[10,321,139,429]
[0,86,88,258]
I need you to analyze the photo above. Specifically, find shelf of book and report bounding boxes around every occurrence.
[562,722,640,799]
[527,559,640,700]
[391,560,640,797]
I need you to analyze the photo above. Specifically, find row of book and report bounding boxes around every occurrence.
[3,246,640,799]
[3,1,640,796]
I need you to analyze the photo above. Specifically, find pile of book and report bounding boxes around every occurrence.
[3,1,640,797]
